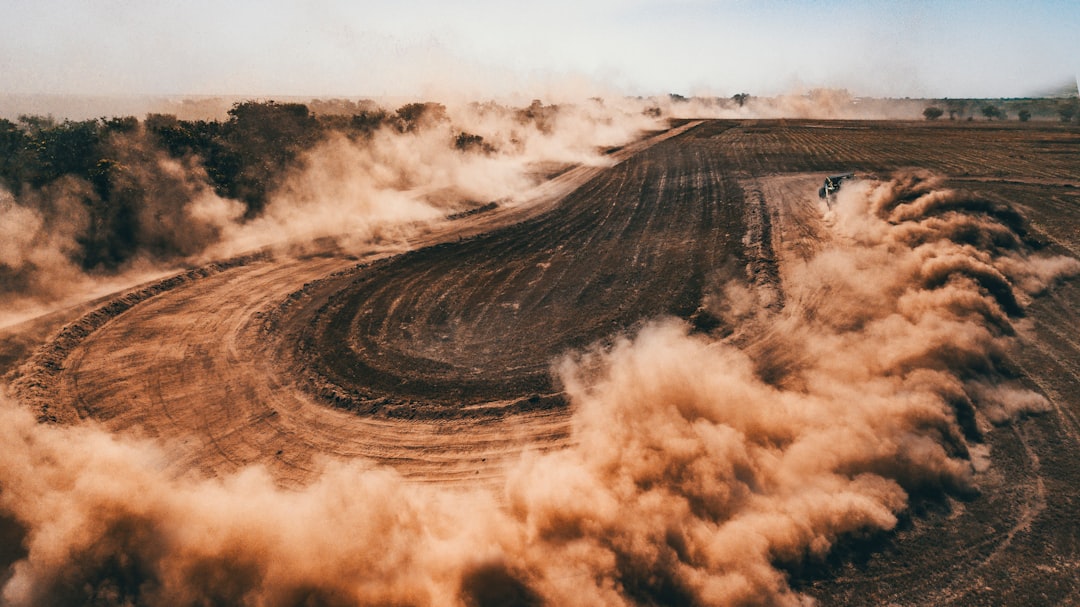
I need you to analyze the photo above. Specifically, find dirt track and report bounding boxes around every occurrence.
[12,122,725,488]
[727,121,1080,605]
[281,122,747,417]
[7,119,1080,603]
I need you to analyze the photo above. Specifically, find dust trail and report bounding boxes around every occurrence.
[0,89,926,328]
[208,99,658,258]
[0,400,512,606]
[658,88,930,120]
[0,99,660,327]
[0,126,246,328]
[1,172,1077,606]
[503,172,1078,605]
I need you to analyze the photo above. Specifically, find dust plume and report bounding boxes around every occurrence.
[0,398,512,606]
[210,99,658,257]
[0,177,185,329]
[501,171,1077,605]
[0,181,91,313]
[659,89,926,120]
[0,124,242,327]
[1,168,1076,605]
[0,99,659,326]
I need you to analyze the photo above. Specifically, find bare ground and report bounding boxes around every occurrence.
[5,119,1080,603]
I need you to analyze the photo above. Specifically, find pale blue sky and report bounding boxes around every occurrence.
[1,0,1077,98]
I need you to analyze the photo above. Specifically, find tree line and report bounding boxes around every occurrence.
[923,97,1080,122]
[0,100,508,273]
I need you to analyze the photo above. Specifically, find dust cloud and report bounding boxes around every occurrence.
[208,99,657,258]
[0,180,182,330]
[0,98,659,328]
[662,89,926,120]
[1,169,1076,605]
[0,91,928,327]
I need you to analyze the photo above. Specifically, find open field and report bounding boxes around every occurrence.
[4,118,1080,604]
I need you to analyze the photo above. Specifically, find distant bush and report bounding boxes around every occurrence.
[1,101,327,271]
[0,98,551,275]
[1018,109,1031,122]
[454,132,495,154]
[515,100,559,134]
[1060,102,1078,123]
[348,110,389,137]
[923,107,944,120]
[393,102,448,133]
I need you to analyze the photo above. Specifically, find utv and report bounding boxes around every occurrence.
[818,172,855,199]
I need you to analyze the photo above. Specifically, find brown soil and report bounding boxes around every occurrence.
[6,118,1080,603]
[277,121,746,418]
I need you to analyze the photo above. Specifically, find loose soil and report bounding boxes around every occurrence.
[6,118,1080,604]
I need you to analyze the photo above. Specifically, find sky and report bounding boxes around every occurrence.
[1,0,1078,101]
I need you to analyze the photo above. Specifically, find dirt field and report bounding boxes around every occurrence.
[5,119,1080,604]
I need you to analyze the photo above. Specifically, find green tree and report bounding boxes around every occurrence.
[454,132,494,154]
[1018,109,1031,122]
[393,102,447,133]
[26,119,102,186]
[83,157,139,269]
[0,118,29,188]
[1059,101,1078,123]
[17,114,56,133]
[981,105,1002,120]
[101,116,139,134]
[348,109,389,137]
[221,100,323,216]
[923,107,944,120]
[945,99,967,120]
[515,100,558,133]
[148,115,222,159]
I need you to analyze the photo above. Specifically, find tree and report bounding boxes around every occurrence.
[0,118,29,188]
[348,109,389,137]
[1018,109,1031,122]
[101,116,139,134]
[923,107,944,120]
[945,99,967,121]
[1059,101,1078,123]
[732,93,750,107]
[454,132,494,154]
[221,100,323,215]
[27,119,102,186]
[515,100,558,134]
[83,157,139,269]
[393,102,447,133]
[981,105,1002,120]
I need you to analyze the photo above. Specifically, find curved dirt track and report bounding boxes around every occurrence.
[16,121,748,488]
[283,125,746,416]
[9,119,1080,604]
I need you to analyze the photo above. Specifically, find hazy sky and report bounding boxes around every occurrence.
[2,0,1077,99]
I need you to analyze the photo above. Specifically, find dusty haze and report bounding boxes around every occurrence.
[0,91,931,328]
[0,97,659,328]
[1,165,1076,605]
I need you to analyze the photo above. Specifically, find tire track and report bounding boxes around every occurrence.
[13,123,714,487]
[10,120,1078,603]
[285,123,746,417]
